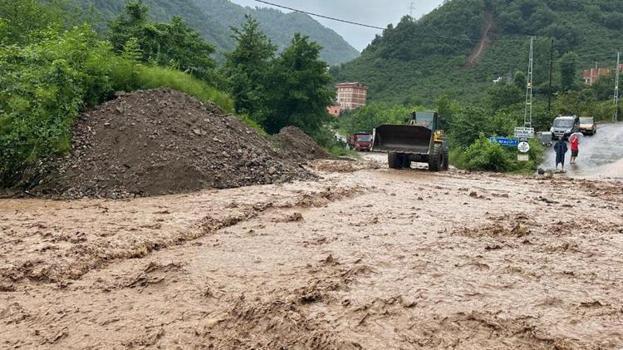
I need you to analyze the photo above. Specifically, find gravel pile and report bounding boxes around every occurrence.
[273,126,330,162]
[31,89,314,198]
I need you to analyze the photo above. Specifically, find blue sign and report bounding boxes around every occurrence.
[489,136,519,148]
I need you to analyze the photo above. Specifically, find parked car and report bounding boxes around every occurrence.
[550,115,579,140]
[579,116,597,135]
[537,131,553,147]
[347,132,373,152]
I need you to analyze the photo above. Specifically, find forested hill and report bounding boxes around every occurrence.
[331,0,623,104]
[78,0,359,65]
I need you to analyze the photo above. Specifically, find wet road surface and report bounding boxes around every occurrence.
[1,159,623,349]
[542,123,623,178]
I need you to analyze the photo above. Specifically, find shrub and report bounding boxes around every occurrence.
[461,137,515,172]
[452,137,545,173]
[0,26,116,185]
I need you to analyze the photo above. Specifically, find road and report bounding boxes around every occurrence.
[541,122,623,178]
[2,159,623,349]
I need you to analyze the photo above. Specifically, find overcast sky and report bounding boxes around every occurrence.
[229,0,445,51]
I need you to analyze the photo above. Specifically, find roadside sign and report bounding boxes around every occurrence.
[514,127,535,139]
[489,136,519,148]
[517,153,530,162]
[518,141,530,153]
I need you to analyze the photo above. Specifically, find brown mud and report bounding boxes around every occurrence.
[273,126,330,162]
[466,10,494,67]
[1,156,622,349]
[24,89,315,199]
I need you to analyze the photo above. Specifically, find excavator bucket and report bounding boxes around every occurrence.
[373,125,432,154]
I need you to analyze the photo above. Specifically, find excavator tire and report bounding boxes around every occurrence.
[442,148,449,171]
[402,156,411,169]
[429,144,443,172]
[388,152,401,169]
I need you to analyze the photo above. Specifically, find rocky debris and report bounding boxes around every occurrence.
[28,89,315,198]
[273,126,330,162]
[311,158,382,173]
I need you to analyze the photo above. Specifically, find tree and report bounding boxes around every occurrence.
[0,0,64,45]
[486,84,523,111]
[449,106,515,148]
[591,73,615,101]
[559,51,579,92]
[108,1,216,82]
[513,71,526,90]
[108,0,148,52]
[263,34,335,135]
[338,103,419,135]
[223,15,276,119]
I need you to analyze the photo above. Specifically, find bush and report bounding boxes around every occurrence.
[451,136,544,173]
[0,26,117,185]
[461,137,515,172]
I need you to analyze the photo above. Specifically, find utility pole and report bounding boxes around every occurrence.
[409,2,415,18]
[615,51,620,122]
[547,38,554,116]
[524,36,534,128]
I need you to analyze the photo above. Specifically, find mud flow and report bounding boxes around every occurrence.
[1,155,623,349]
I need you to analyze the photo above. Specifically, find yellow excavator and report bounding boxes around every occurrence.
[373,111,449,171]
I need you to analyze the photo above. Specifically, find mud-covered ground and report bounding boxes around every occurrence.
[1,156,623,349]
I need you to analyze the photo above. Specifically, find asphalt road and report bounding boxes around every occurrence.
[542,122,623,179]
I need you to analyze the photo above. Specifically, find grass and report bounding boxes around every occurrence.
[134,65,234,113]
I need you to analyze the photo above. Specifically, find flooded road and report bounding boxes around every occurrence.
[1,161,623,349]
[542,122,623,178]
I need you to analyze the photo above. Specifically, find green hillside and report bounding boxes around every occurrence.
[78,0,359,65]
[332,0,623,104]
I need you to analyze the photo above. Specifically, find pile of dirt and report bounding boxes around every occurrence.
[31,89,314,198]
[273,126,330,161]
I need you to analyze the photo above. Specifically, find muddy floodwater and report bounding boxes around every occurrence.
[1,159,623,349]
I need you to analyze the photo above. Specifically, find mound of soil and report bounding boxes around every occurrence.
[273,126,330,161]
[32,89,313,198]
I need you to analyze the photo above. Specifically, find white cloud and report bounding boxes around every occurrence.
[229,0,444,50]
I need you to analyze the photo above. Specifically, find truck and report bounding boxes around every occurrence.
[347,132,373,152]
[373,112,449,171]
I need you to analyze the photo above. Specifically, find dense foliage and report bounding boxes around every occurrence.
[109,1,216,82]
[1,0,341,186]
[332,0,623,105]
[337,103,427,135]
[262,34,335,135]
[0,0,232,186]
[74,0,359,65]
[451,137,544,173]
[223,16,276,118]
[224,18,335,136]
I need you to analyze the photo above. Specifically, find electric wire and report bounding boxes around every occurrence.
[252,0,544,45]
[253,0,385,30]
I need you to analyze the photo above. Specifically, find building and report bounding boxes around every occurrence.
[335,82,368,111]
[583,67,611,86]
[582,64,623,86]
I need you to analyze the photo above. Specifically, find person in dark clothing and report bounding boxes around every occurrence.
[554,137,568,170]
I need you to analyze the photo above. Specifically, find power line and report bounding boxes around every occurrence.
[525,37,534,127]
[253,0,385,30]
[252,1,545,47]
[615,51,620,122]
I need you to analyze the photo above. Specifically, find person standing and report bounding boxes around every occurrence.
[569,132,580,164]
[554,137,568,170]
